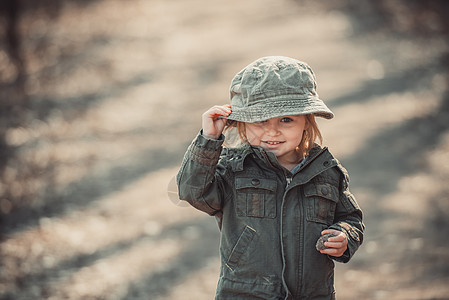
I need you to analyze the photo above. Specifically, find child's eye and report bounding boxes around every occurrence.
[280,117,293,123]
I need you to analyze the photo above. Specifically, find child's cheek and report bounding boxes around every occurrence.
[248,138,261,147]
[245,127,262,146]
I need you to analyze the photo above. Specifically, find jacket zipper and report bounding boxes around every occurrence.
[259,150,294,296]
[259,150,294,186]
[259,146,328,298]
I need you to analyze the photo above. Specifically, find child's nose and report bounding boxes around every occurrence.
[265,122,280,136]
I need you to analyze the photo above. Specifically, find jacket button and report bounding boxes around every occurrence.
[321,187,329,195]
[323,161,329,167]
[251,179,260,186]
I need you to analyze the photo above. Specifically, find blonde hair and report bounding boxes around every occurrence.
[224,114,322,158]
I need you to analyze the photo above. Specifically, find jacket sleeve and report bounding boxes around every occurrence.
[176,131,229,216]
[329,163,365,263]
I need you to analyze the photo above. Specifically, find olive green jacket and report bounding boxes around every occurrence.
[177,132,364,299]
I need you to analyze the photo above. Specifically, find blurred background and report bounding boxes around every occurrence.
[0,0,448,299]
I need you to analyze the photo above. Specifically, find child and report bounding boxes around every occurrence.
[177,56,364,299]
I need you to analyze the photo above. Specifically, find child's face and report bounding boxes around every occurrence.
[245,115,307,165]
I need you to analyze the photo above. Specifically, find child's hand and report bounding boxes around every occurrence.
[202,105,232,139]
[319,229,348,257]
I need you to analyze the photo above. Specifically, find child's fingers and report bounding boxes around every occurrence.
[324,240,345,249]
[320,229,346,242]
[320,229,340,236]
[320,247,337,254]
[320,247,344,256]
[320,237,347,257]
[328,234,346,242]
[319,229,348,253]
[204,105,232,119]
[202,105,232,139]
[322,236,347,258]
[210,105,231,115]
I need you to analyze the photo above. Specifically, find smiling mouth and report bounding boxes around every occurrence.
[263,141,284,145]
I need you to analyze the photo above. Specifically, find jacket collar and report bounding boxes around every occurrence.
[225,144,338,183]
[292,146,339,185]
[250,144,328,171]
[222,144,253,172]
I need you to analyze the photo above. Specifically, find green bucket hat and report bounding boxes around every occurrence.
[225,56,334,122]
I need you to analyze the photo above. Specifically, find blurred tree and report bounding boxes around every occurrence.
[0,0,97,233]
[0,0,27,201]
[0,0,24,84]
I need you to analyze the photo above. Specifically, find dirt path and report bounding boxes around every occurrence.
[1,0,448,299]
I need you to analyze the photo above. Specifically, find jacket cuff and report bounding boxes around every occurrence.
[187,130,224,166]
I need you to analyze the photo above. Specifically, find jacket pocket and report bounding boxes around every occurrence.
[226,225,257,271]
[235,178,277,218]
[304,183,338,225]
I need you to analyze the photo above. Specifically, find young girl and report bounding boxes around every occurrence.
[177,56,364,299]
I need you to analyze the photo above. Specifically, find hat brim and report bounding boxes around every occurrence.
[223,97,334,122]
